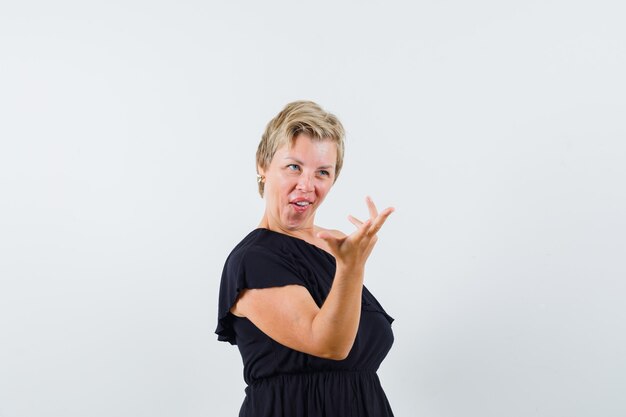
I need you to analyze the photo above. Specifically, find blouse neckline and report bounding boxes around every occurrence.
[253,228,336,260]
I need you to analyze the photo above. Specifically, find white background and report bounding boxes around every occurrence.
[1,1,625,416]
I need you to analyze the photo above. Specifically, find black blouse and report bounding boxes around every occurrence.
[216,228,395,417]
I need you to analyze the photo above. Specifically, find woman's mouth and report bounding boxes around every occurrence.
[290,200,313,212]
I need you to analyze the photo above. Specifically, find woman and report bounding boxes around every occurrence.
[216,101,395,417]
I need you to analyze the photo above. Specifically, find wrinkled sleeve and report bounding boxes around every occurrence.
[215,246,304,344]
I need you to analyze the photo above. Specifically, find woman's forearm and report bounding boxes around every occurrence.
[311,264,365,360]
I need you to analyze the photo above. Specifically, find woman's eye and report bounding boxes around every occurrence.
[318,170,330,177]
[287,164,300,171]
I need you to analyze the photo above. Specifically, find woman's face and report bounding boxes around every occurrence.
[260,134,337,233]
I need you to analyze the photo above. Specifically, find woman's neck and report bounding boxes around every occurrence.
[258,214,319,243]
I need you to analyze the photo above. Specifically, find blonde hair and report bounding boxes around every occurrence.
[256,100,345,197]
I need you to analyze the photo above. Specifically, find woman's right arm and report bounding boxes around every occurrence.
[231,198,393,360]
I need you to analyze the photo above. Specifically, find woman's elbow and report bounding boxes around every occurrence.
[326,351,350,361]
[316,345,352,361]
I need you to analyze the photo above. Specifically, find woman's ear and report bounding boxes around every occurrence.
[256,165,266,197]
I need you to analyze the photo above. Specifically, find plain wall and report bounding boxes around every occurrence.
[1,1,625,416]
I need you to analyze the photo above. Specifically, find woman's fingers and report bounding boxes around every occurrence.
[342,198,394,242]
[364,197,394,237]
[348,198,394,239]
[366,196,378,219]
[347,214,365,229]
[323,199,393,264]
[316,231,342,254]
[367,206,394,236]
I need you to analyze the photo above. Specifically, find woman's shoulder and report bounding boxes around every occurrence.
[222,229,308,287]
[226,228,303,265]
[226,227,337,268]
[227,229,275,260]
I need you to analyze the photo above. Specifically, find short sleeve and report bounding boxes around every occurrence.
[215,245,304,344]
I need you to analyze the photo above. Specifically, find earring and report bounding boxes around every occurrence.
[256,174,265,184]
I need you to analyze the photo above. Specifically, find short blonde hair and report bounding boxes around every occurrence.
[256,100,345,197]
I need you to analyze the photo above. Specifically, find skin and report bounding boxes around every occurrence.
[231,133,394,360]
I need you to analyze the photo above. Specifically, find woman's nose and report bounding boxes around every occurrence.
[296,173,314,192]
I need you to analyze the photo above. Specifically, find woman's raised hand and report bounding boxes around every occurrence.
[317,196,394,271]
